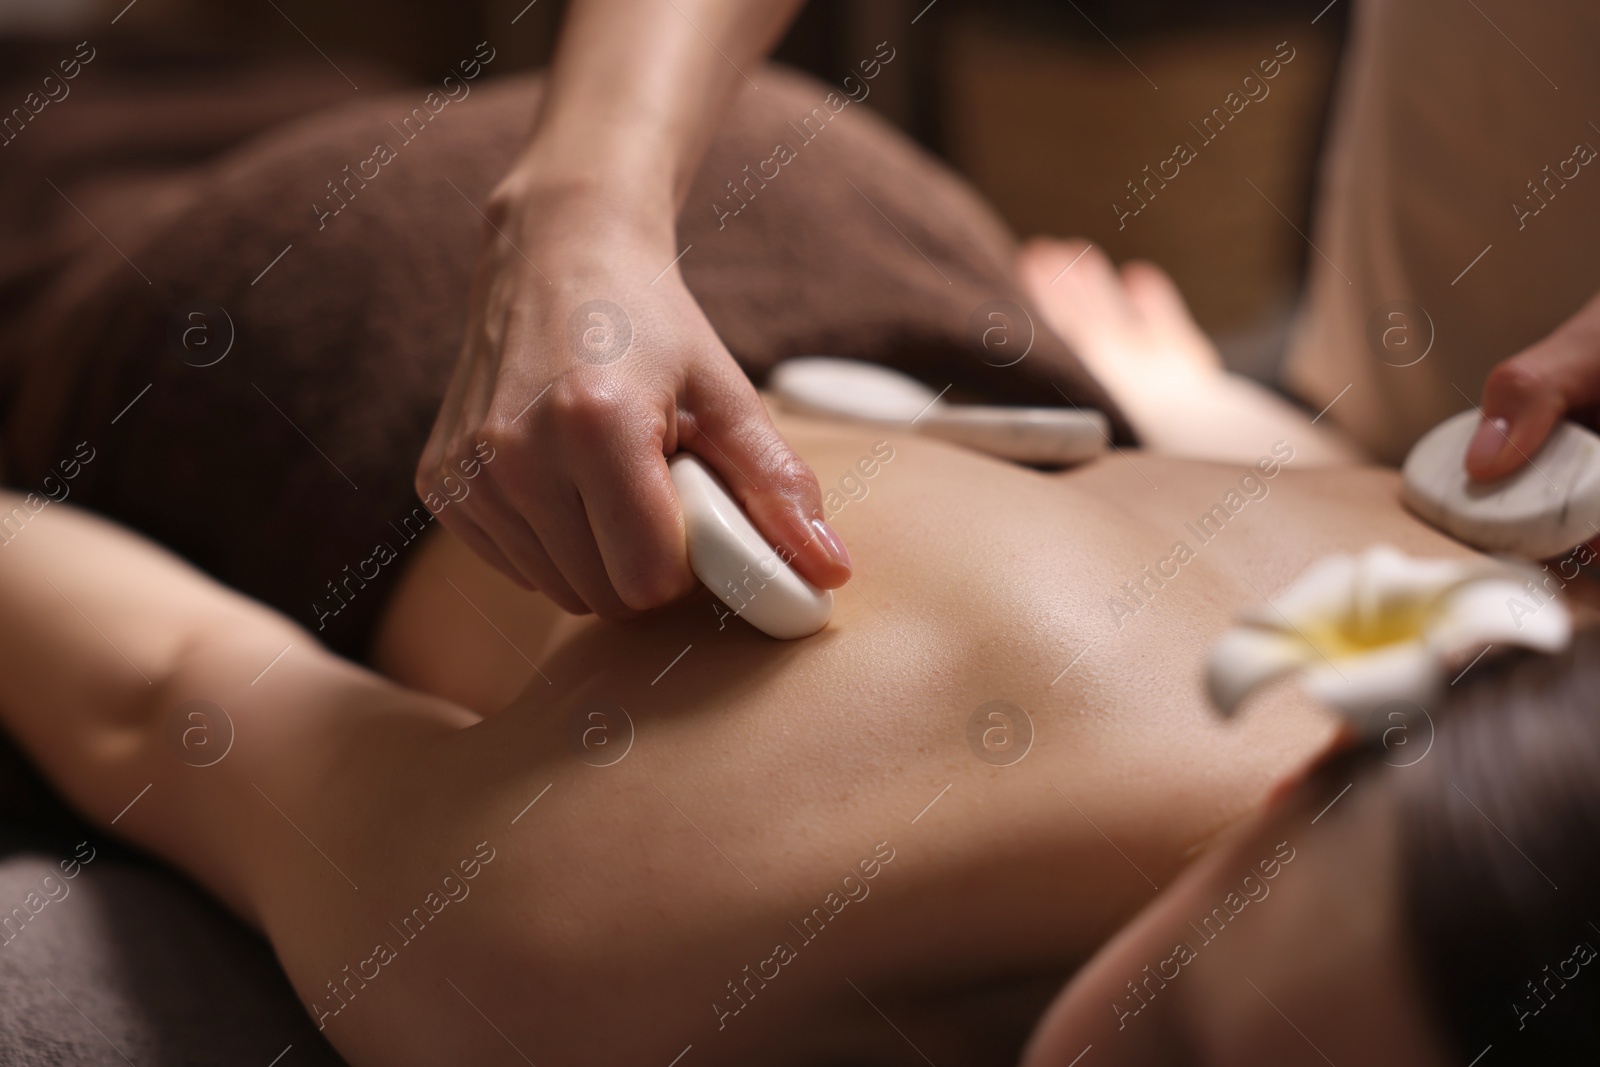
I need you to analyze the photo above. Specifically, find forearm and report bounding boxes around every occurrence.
[430,0,851,614]
[502,0,805,218]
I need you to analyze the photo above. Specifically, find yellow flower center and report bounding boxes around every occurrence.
[1299,601,1434,659]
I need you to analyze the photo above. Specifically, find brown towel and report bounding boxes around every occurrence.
[1,62,1129,660]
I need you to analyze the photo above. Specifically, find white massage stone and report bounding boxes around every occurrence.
[1401,409,1600,559]
[769,357,1108,466]
[669,453,833,640]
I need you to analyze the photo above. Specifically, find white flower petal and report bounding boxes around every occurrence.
[1206,545,1574,727]
[1207,627,1315,715]
[1426,577,1572,656]
[1302,638,1441,721]
[1348,546,1477,639]
[1355,545,1475,603]
[1241,554,1358,630]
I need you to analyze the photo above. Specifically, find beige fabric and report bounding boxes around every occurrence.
[1284,0,1600,463]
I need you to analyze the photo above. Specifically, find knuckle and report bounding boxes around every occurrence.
[755,440,818,499]
[477,421,518,456]
[473,425,527,485]
[1487,357,1550,401]
[415,452,456,501]
[428,435,489,495]
[412,464,436,501]
[553,382,632,435]
[483,191,516,230]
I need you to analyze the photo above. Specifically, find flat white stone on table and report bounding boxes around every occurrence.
[668,453,833,640]
[769,356,1108,466]
[1401,409,1600,559]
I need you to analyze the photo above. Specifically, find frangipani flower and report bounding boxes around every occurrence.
[1208,545,1571,725]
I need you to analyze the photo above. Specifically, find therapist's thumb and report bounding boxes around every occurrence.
[1466,345,1600,481]
[686,373,852,590]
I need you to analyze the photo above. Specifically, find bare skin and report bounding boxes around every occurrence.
[420,0,855,618]
[0,413,1481,1067]
[1017,239,1363,467]
[1024,766,1454,1067]
[431,0,1600,621]
[0,254,1479,1065]
[1467,286,1600,480]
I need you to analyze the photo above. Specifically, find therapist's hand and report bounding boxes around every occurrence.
[1466,289,1600,482]
[417,178,852,618]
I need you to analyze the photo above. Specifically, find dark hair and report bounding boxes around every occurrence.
[1366,627,1600,1059]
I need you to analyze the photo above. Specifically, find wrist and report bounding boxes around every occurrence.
[490,145,679,249]
[505,98,682,201]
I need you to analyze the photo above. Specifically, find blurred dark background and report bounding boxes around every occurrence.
[2,0,1349,377]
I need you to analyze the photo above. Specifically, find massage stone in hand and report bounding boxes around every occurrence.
[1401,409,1600,559]
[669,454,834,640]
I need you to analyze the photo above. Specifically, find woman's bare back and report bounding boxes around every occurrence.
[325,411,1475,1064]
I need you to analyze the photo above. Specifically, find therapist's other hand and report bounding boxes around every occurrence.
[1467,290,1600,482]
[417,180,852,618]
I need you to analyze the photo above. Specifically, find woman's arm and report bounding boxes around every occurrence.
[0,492,471,924]
[417,0,853,625]
[517,0,806,211]
[0,491,287,785]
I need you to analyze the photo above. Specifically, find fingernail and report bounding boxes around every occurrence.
[809,518,851,570]
[1465,416,1511,473]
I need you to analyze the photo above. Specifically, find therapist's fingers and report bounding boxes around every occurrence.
[568,407,697,612]
[489,425,641,620]
[463,477,590,615]
[1468,340,1600,481]
[510,474,639,620]
[681,362,851,590]
[416,437,541,596]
